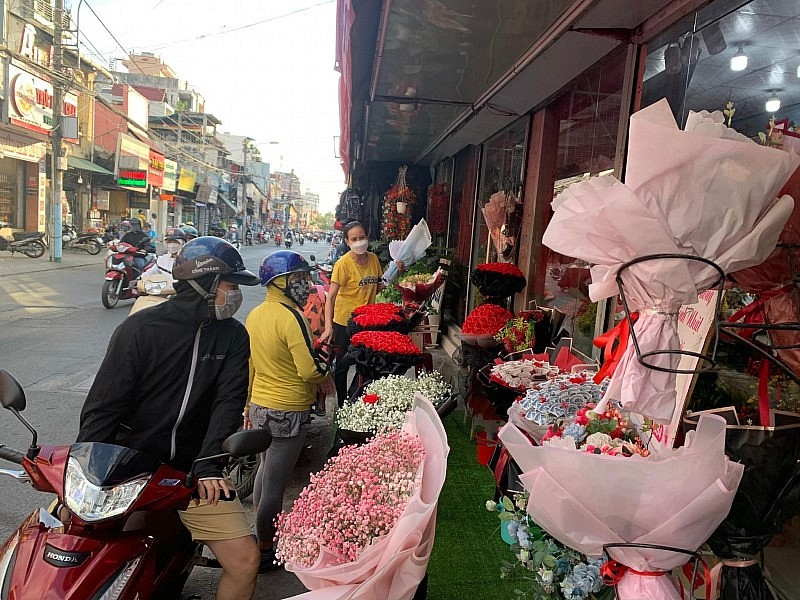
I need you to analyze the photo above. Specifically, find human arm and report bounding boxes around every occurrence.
[320,281,340,344]
[77,323,141,442]
[283,305,330,386]
[195,326,251,481]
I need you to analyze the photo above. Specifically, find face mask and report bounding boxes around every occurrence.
[166,242,182,255]
[284,276,311,307]
[350,239,369,254]
[214,289,243,320]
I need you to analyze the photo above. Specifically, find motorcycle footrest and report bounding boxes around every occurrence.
[195,556,223,569]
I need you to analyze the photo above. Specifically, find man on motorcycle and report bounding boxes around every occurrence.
[78,237,262,600]
[142,228,186,277]
[119,220,155,274]
[181,223,199,240]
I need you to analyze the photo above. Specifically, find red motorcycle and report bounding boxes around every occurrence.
[0,369,271,599]
[102,242,154,309]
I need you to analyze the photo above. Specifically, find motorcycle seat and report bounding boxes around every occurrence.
[11,231,42,241]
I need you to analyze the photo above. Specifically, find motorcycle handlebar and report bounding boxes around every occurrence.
[0,444,25,465]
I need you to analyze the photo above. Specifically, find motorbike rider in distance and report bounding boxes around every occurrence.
[119,220,155,275]
[142,228,186,277]
[78,236,263,600]
[181,223,199,240]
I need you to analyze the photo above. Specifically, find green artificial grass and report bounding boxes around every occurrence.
[427,410,530,599]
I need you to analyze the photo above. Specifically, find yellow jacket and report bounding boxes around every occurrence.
[246,288,329,411]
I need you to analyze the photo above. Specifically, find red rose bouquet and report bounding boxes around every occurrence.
[395,269,445,305]
[461,304,513,336]
[346,303,411,336]
[471,262,526,300]
[347,330,423,388]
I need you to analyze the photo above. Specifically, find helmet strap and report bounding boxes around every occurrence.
[188,275,221,317]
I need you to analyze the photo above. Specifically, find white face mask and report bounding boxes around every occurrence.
[350,239,369,254]
[166,242,182,255]
[214,289,243,320]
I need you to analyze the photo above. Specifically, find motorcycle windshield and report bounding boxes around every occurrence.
[68,443,161,486]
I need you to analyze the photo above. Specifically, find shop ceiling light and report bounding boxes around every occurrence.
[730,46,748,71]
[765,96,781,113]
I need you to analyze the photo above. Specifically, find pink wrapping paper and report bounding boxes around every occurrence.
[286,394,449,600]
[498,413,744,600]
[542,98,800,422]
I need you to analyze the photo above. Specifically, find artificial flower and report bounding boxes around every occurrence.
[350,330,421,356]
[462,304,514,336]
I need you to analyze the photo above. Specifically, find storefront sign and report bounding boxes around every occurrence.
[148,150,165,188]
[177,168,196,192]
[0,129,47,162]
[8,64,78,139]
[19,24,51,68]
[95,189,110,211]
[37,159,47,230]
[162,159,178,192]
[117,169,148,188]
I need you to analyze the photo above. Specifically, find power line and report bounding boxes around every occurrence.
[83,0,148,76]
[142,1,333,52]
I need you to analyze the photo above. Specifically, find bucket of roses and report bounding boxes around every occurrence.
[278,396,449,600]
[346,302,412,336]
[346,330,424,383]
[471,262,527,301]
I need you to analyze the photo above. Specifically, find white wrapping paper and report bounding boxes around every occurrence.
[542,98,800,421]
[498,413,744,600]
[382,219,432,283]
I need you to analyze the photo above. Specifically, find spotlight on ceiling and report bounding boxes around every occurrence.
[730,46,748,71]
[765,96,781,113]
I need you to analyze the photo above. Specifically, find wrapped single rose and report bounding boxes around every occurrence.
[471,262,526,300]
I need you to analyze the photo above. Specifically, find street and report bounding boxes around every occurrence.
[0,237,334,599]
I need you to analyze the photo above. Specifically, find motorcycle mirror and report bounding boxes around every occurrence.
[0,370,26,411]
[221,429,272,458]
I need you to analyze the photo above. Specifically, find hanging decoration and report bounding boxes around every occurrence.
[426,182,449,235]
[382,166,415,241]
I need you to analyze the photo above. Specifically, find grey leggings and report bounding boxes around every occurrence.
[252,430,308,547]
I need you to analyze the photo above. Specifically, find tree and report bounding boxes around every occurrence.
[314,212,334,230]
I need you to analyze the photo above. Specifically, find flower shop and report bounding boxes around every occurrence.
[317,0,800,598]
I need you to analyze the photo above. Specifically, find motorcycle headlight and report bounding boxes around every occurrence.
[143,280,171,295]
[64,457,150,522]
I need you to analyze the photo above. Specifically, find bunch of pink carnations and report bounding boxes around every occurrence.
[274,430,425,567]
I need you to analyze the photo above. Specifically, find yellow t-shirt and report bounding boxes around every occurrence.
[331,251,383,326]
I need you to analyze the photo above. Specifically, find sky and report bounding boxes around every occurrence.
[73,0,343,212]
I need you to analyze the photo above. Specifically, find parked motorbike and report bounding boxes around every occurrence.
[0,369,272,600]
[61,224,102,255]
[102,242,155,309]
[0,223,46,258]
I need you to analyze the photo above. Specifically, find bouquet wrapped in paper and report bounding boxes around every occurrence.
[542,98,800,422]
[282,395,449,600]
[396,269,445,305]
[382,219,432,284]
[499,413,744,600]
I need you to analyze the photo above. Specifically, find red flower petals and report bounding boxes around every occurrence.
[363,394,380,404]
[351,330,421,356]
[462,304,514,336]
[475,262,525,278]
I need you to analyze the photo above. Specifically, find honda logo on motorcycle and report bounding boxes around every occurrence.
[43,544,90,567]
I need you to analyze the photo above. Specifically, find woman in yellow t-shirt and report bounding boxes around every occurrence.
[320,221,384,406]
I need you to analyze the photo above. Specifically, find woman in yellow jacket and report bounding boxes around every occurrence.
[245,250,332,571]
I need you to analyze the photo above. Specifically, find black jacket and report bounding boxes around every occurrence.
[120,231,155,253]
[77,285,250,478]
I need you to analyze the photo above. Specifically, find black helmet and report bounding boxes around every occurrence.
[259,250,312,286]
[172,236,260,285]
[164,228,187,242]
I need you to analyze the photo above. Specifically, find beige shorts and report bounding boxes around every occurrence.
[178,496,253,542]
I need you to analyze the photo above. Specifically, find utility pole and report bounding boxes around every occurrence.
[50,0,65,263]
[241,138,248,229]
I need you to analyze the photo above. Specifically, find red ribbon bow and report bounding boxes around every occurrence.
[600,560,664,586]
[592,312,639,383]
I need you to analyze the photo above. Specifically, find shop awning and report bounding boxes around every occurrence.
[220,193,239,212]
[67,156,113,175]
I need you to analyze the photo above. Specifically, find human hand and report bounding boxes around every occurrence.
[195,478,232,506]
[243,409,253,430]
[395,259,406,273]
[320,327,333,345]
